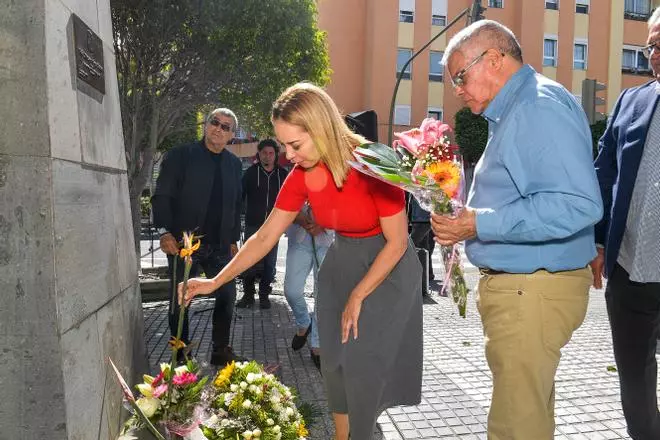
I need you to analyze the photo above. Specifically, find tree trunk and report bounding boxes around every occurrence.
[128,96,160,267]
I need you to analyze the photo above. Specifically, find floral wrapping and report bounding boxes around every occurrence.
[349,118,470,317]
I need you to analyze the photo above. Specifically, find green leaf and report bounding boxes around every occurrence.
[607,365,617,372]
[361,142,401,164]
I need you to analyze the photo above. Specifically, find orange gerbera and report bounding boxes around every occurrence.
[424,161,461,198]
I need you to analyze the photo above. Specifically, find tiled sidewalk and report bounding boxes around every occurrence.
[142,239,658,439]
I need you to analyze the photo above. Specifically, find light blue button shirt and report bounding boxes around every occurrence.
[465,65,603,273]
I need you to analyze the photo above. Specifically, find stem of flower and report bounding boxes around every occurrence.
[166,256,192,411]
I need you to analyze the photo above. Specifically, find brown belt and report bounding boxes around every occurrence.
[479,268,509,276]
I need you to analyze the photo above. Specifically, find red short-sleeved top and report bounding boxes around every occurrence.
[274,163,405,238]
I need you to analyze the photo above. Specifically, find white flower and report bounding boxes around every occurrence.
[221,419,231,427]
[240,381,248,389]
[272,425,281,434]
[249,385,259,394]
[285,407,295,417]
[252,429,262,437]
[224,393,234,407]
[230,384,239,392]
[242,430,253,439]
[266,418,274,426]
[159,363,171,373]
[135,397,160,418]
[174,365,189,375]
[242,399,252,408]
[246,372,256,383]
[203,414,219,427]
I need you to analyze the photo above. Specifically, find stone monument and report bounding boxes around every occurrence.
[0,0,146,438]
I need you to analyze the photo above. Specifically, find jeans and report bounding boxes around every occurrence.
[606,263,660,440]
[283,233,329,349]
[167,244,236,350]
[242,224,279,296]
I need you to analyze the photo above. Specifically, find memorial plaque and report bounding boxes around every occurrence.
[72,14,105,94]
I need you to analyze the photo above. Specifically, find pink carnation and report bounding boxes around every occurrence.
[172,372,198,387]
[152,384,168,398]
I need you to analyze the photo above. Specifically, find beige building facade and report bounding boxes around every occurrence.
[318,0,660,140]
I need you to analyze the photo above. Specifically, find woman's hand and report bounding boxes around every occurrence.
[178,278,218,306]
[341,295,363,343]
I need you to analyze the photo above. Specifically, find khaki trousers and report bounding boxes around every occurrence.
[476,268,591,440]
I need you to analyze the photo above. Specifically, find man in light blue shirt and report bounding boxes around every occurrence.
[431,20,603,439]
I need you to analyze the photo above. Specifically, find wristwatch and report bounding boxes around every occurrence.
[157,227,169,236]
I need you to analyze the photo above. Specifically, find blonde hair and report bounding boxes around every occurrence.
[272,83,366,188]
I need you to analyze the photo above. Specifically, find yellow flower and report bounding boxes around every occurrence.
[424,161,461,199]
[179,231,201,258]
[297,421,309,437]
[168,337,186,351]
[214,361,236,388]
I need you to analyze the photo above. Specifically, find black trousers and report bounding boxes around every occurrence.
[242,224,279,296]
[410,222,435,278]
[167,244,236,351]
[606,263,660,440]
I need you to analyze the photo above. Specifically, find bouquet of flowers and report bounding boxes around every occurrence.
[349,118,469,317]
[112,232,208,440]
[113,360,208,439]
[200,361,309,440]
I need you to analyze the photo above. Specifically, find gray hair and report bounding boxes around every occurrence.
[441,20,523,66]
[649,8,660,28]
[206,108,238,131]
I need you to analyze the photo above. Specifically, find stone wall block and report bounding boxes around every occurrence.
[61,314,104,440]
[45,0,82,162]
[0,0,50,156]
[52,159,120,332]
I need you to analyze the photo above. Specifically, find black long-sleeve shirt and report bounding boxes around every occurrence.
[151,140,242,245]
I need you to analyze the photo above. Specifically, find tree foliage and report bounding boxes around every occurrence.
[453,107,488,165]
[111,0,330,249]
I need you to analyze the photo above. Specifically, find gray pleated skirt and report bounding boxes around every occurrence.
[317,233,423,439]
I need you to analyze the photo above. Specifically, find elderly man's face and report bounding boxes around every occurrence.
[205,113,235,147]
[646,23,660,81]
[447,48,494,114]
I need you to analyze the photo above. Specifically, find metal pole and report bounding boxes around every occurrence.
[387,7,472,147]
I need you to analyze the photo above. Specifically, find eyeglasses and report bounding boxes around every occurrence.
[209,118,233,132]
[450,50,490,88]
[642,41,660,59]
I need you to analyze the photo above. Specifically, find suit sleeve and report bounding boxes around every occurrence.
[151,148,180,230]
[593,91,625,246]
[233,158,243,243]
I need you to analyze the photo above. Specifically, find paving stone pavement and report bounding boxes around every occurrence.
[142,237,660,439]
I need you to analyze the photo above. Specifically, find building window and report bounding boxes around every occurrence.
[624,0,651,20]
[432,14,446,26]
[394,105,411,125]
[399,10,414,23]
[622,47,651,74]
[428,108,443,121]
[429,51,444,81]
[574,43,587,70]
[575,1,589,14]
[545,0,559,10]
[543,38,557,66]
[397,48,412,79]
[488,0,503,8]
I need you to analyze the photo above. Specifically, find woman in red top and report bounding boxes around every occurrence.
[181,83,423,439]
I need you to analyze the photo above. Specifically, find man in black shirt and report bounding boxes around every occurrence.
[236,139,288,309]
[151,108,245,366]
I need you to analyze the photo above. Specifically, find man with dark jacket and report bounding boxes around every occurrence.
[152,108,246,367]
[236,139,288,309]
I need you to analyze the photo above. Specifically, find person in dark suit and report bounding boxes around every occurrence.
[590,10,660,440]
[151,108,246,367]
